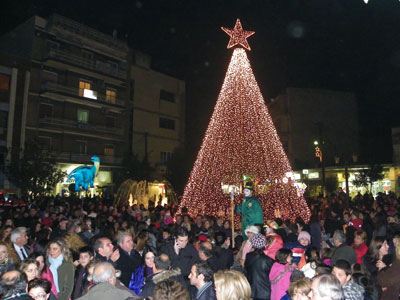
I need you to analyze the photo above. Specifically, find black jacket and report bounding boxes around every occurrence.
[160,241,199,277]
[116,248,142,287]
[196,281,217,300]
[245,249,274,300]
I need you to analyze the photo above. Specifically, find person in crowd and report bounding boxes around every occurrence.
[352,230,368,264]
[362,236,389,278]
[198,241,222,272]
[42,238,75,300]
[50,218,68,240]
[19,258,39,282]
[129,250,155,294]
[76,262,139,300]
[0,270,30,300]
[160,227,199,280]
[285,278,311,300]
[286,231,311,266]
[270,248,295,300]
[332,259,364,299]
[245,233,274,300]
[238,225,259,267]
[64,221,87,257]
[331,230,357,266]
[72,246,93,299]
[235,182,263,239]
[188,262,216,300]
[0,242,14,275]
[115,231,142,287]
[153,279,190,300]
[31,228,51,254]
[308,274,344,300]
[29,252,46,275]
[264,224,284,260]
[214,269,251,300]
[27,278,54,300]
[140,253,185,299]
[213,231,234,270]
[0,226,13,244]
[377,233,400,300]
[93,237,120,264]
[9,227,30,264]
[309,213,322,251]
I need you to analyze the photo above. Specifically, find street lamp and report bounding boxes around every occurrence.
[314,140,326,197]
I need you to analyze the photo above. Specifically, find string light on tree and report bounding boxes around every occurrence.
[178,19,310,222]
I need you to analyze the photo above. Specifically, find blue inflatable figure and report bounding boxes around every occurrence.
[67,155,100,191]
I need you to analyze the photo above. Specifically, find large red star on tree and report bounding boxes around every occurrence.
[221,19,255,51]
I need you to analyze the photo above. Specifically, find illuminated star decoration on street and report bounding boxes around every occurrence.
[221,19,255,51]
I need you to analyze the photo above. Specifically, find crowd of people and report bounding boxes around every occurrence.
[0,190,399,300]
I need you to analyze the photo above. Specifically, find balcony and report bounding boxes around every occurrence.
[56,152,123,165]
[39,117,124,136]
[41,82,126,107]
[46,48,127,79]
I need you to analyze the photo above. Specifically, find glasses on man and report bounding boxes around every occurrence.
[29,293,47,300]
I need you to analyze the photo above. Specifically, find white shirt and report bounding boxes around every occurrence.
[13,243,27,261]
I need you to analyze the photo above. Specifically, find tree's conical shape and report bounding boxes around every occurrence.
[179,48,310,222]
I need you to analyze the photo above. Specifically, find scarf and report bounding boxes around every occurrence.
[49,255,63,292]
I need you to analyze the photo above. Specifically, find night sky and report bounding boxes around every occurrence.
[2,0,400,164]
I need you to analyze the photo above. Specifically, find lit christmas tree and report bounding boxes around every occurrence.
[179,19,310,222]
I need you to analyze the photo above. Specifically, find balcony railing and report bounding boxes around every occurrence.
[56,152,123,164]
[47,48,127,79]
[39,117,124,136]
[49,14,128,52]
[41,82,126,107]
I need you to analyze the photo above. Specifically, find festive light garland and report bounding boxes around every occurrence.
[178,20,310,223]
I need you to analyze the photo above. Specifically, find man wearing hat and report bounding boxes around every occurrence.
[235,182,263,239]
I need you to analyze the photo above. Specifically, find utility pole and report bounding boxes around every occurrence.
[315,122,326,197]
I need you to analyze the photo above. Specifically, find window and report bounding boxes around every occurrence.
[104,144,114,156]
[160,89,175,103]
[38,136,52,150]
[159,117,175,130]
[77,109,89,124]
[105,116,116,128]
[106,88,117,104]
[160,151,173,164]
[76,140,87,154]
[0,74,10,91]
[79,80,97,99]
[39,103,53,119]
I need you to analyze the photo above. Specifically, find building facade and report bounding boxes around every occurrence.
[0,14,131,192]
[0,54,31,188]
[131,51,185,176]
[269,88,360,170]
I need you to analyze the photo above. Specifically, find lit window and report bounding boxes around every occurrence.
[77,109,89,124]
[106,88,117,103]
[104,145,114,156]
[0,74,10,91]
[159,117,175,130]
[78,80,97,99]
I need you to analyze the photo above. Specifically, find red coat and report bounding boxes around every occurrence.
[352,242,368,265]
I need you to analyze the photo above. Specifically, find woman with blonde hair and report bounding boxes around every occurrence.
[287,278,311,300]
[19,259,40,282]
[41,238,75,300]
[214,269,251,300]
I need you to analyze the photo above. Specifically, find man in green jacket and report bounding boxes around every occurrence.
[235,182,264,239]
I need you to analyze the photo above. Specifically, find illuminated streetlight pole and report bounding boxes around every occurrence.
[314,140,326,197]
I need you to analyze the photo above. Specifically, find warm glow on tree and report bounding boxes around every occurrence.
[179,21,310,223]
